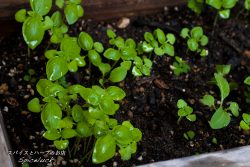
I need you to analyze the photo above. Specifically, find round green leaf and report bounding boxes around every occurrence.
[177,99,187,108]
[113,125,132,145]
[219,9,230,19]
[41,102,62,129]
[68,60,78,72]
[15,9,27,22]
[180,28,190,39]
[61,128,77,139]
[72,104,85,122]
[104,48,121,61]
[191,27,203,40]
[64,4,78,25]
[109,66,127,82]
[92,134,116,164]
[107,29,116,38]
[166,33,176,45]
[107,86,126,101]
[30,0,52,16]
[88,50,102,66]
[28,98,41,113]
[76,122,92,137]
[154,28,166,44]
[229,102,239,117]
[99,63,111,76]
[94,42,104,53]
[55,0,64,8]
[46,57,68,81]
[209,107,231,129]
[187,38,198,51]
[43,129,61,140]
[200,35,209,46]
[22,16,45,49]
[200,95,215,107]
[121,48,137,60]
[78,32,94,50]
[54,140,69,150]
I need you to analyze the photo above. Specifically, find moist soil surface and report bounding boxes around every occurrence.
[0,3,250,167]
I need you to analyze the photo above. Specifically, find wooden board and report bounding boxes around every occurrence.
[0,0,186,21]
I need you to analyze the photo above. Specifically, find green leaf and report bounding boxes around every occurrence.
[125,38,136,48]
[61,117,74,129]
[43,129,61,140]
[94,42,104,53]
[121,61,132,70]
[183,130,195,140]
[219,9,230,19]
[200,35,209,46]
[51,11,63,27]
[121,48,137,60]
[119,143,136,160]
[222,0,237,9]
[106,86,126,101]
[88,50,102,66]
[240,120,250,130]
[243,113,250,124]
[36,79,53,97]
[104,48,121,61]
[154,28,166,44]
[206,0,222,9]
[114,37,125,48]
[56,0,64,8]
[88,107,104,119]
[142,42,154,53]
[191,26,203,40]
[30,0,52,16]
[99,63,111,76]
[76,121,92,137]
[92,134,116,164]
[109,67,127,82]
[186,114,197,122]
[209,107,231,129]
[54,140,69,150]
[46,57,68,81]
[64,4,79,25]
[61,128,77,139]
[216,65,231,76]
[113,125,132,145]
[166,33,176,45]
[245,0,250,10]
[107,29,116,38]
[214,73,230,102]
[93,120,109,137]
[163,43,174,56]
[228,102,239,117]
[43,16,53,30]
[200,95,215,107]
[244,76,250,85]
[200,49,208,57]
[180,28,190,38]
[187,38,199,51]
[28,98,41,113]
[60,36,81,58]
[45,50,57,59]
[154,47,165,56]
[80,88,100,105]
[177,99,187,108]
[77,5,84,17]
[132,66,142,77]
[15,9,27,23]
[188,0,204,14]
[72,104,85,122]
[78,32,94,51]
[22,16,45,49]
[41,102,62,129]
[100,96,117,115]
[144,32,154,42]
[68,60,78,72]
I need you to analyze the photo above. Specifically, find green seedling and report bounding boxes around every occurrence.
[244,76,250,103]
[177,99,196,124]
[180,26,209,57]
[206,0,237,19]
[200,73,239,129]
[245,0,250,10]
[212,137,218,144]
[240,113,250,130]
[170,56,190,76]
[21,162,29,167]
[23,68,36,82]
[140,28,176,57]
[183,130,196,140]
[188,0,205,14]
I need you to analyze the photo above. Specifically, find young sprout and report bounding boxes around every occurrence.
[188,0,205,14]
[244,76,250,103]
[177,99,196,124]
[245,0,250,10]
[180,26,209,57]
[183,130,196,140]
[206,0,237,19]
[200,73,239,129]
[170,56,190,76]
[240,113,250,130]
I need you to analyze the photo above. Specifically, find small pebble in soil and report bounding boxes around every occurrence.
[113,161,118,167]
[29,135,35,140]
[117,17,130,29]
[27,84,31,89]
[128,110,133,118]
[3,106,9,112]
[62,161,67,166]
[23,95,30,99]
[137,155,143,161]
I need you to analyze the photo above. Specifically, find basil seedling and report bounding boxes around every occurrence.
[170,56,190,76]
[200,73,239,129]
[177,99,196,124]
[244,76,250,103]
[181,26,209,57]
[240,113,250,130]
[183,130,196,140]
[188,0,205,14]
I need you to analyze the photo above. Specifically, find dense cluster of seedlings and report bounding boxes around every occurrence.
[15,0,249,166]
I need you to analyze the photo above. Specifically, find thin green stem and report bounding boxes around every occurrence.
[212,14,219,35]
[80,149,93,164]
[67,147,72,159]
[177,117,182,125]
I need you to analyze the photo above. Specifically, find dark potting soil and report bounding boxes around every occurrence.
[0,3,250,167]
